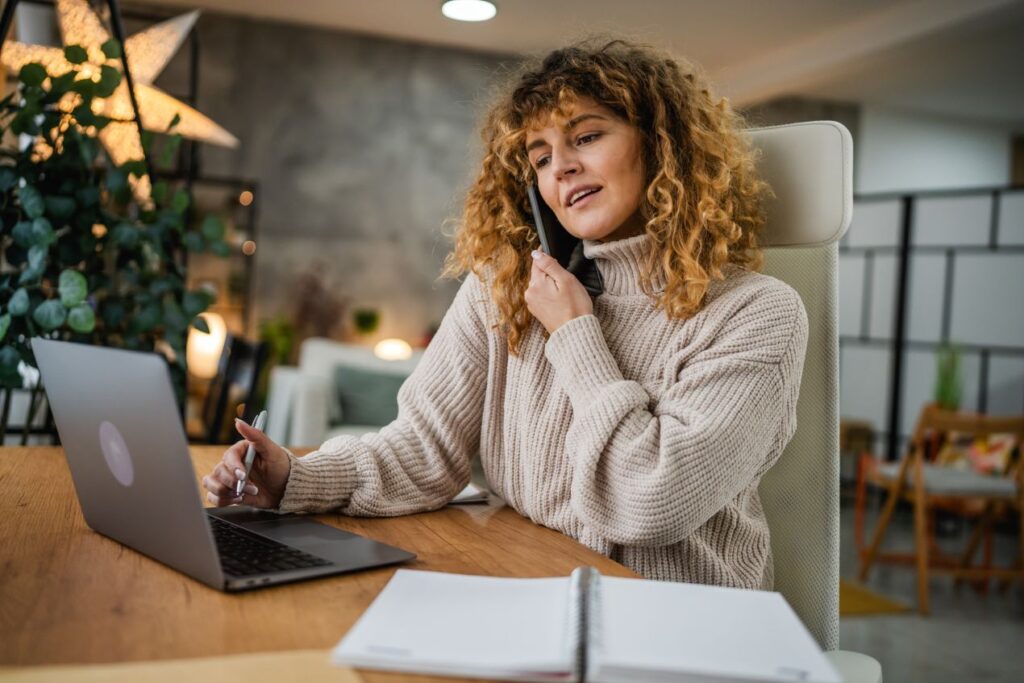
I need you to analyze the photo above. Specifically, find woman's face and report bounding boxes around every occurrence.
[525,97,646,243]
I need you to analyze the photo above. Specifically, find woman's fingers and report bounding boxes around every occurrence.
[530,250,566,285]
[206,490,240,506]
[213,461,237,489]
[223,440,247,473]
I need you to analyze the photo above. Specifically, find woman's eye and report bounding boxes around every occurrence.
[534,155,550,169]
[577,132,600,145]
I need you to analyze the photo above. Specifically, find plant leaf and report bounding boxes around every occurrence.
[44,195,76,221]
[32,300,66,331]
[12,221,33,247]
[48,71,76,97]
[191,316,210,334]
[0,167,16,192]
[70,78,96,98]
[101,39,122,59]
[133,301,162,333]
[158,134,182,168]
[58,269,88,307]
[0,346,22,388]
[27,244,48,270]
[171,189,190,215]
[101,299,125,328]
[0,314,9,342]
[18,263,43,285]
[67,304,96,333]
[162,298,187,332]
[75,186,101,208]
[64,45,88,64]
[182,232,204,252]
[30,217,56,245]
[72,103,97,127]
[111,222,140,249]
[200,215,225,241]
[106,168,127,192]
[210,241,231,257]
[182,290,213,318]
[152,180,169,205]
[18,63,46,87]
[8,289,30,316]
[123,160,147,178]
[96,65,121,98]
[20,185,45,219]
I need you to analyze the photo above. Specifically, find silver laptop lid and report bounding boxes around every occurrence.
[33,338,224,589]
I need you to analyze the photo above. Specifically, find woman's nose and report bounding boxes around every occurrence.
[551,149,581,179]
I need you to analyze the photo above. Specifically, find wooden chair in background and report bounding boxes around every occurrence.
[856,403,1024,614]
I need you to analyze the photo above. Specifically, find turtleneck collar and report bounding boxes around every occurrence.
[582,233,665,296]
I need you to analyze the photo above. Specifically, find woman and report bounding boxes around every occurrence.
[203,39,807,590]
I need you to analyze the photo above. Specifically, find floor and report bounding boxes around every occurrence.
[839,495,1024,682]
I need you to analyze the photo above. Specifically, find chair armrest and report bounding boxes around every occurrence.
[289,372,333,449]
[264,366,299,445]
[824,650,882,683]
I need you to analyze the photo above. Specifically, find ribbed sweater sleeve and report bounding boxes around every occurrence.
[544,282,808,547]
[277,274,490,515]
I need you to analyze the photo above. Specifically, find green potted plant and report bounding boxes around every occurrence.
[0,42,229,405]
[933,344,962,411]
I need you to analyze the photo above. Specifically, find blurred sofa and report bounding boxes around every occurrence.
[264,337,424,448]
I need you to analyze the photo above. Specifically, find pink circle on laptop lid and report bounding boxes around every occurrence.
[98,420,134,486]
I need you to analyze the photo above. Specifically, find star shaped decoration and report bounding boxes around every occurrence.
[2,0,238,200]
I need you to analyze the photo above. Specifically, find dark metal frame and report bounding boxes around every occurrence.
[840,185,1024,460]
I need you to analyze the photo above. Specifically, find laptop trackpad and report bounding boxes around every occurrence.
[208,507,409,566]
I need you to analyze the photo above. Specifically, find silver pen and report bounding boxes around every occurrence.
[235,410,268,496]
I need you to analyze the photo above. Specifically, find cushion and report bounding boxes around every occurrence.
[875,461,1017,497]
[333,364,406,427]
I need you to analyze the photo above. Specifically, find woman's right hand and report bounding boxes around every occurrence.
[202,418,291,509]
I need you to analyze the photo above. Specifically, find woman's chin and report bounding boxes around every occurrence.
[565,222,618,242]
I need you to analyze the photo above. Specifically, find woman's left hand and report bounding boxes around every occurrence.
[524,250,594,334]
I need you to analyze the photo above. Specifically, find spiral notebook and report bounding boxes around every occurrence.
[331,568,841,683]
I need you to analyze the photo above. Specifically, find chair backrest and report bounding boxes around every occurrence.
[911,403,1024,475]
[751,121,853,651]
[202,335,269,443]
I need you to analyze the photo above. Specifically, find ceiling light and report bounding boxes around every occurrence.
[441,0,497,22]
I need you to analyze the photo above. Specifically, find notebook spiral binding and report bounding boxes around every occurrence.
[567,566,600,683]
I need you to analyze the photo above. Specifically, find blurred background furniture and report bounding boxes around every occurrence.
[857,403,1023,614]
[0,384,56,446]
[265,337,423,448]
[189,335,269,444]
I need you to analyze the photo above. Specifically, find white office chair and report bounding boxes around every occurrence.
[751,121,882,683]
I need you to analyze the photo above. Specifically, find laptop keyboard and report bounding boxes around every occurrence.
[208,516,332,577]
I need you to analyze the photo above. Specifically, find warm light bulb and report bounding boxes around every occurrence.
[241,240,256,256]
[186,312,227,379]
[374,338,413,361]
[441,0,497,22]
[238,190,253,206]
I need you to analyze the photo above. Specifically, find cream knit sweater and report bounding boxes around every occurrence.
[279,234,808,589]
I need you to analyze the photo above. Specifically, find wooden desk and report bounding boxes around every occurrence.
[0,447,636,680]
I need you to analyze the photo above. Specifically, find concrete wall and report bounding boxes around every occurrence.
[156,13,507,344]
[856,106,1015,194]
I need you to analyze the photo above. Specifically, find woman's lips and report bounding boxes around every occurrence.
[569,187,601,208]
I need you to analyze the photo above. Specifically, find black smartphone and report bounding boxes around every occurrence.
[526,184,604,297]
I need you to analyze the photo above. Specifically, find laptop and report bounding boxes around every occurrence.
[33,338,415,592]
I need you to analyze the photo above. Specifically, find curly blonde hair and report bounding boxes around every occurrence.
[443,38,770,354]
